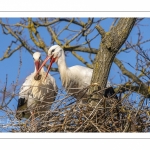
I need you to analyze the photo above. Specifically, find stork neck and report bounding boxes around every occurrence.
[57,51,68,71]
[57,52,68,85]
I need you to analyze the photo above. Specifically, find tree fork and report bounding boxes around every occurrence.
[88,18,136,102]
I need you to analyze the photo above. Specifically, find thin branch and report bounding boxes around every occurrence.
[64,46,98,54]
[95,24,105,38]
[119,39,150,54]
[0,44,22,61]
[71,51,93,69]
[114,57,148,95]
[56,18,74,38]
[1,75,8,107]
[27,18,47,52]
[110,18,118,30]
[47,25,62,46]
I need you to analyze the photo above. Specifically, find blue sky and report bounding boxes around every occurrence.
[0,18,149,100]
[0,18,150,131]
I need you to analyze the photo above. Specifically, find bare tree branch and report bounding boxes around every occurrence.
[95,24,105,38]
[71,51,93,69]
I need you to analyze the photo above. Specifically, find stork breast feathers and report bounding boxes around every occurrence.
[30,72,57,99]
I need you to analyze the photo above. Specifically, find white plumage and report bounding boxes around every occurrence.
[37,45,117,101]
[16,52,57,119]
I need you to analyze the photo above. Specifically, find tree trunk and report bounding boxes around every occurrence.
[88,18,136,102]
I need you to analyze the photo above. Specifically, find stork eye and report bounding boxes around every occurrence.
[51,49,55,53]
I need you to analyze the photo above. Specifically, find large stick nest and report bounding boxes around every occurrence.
[1,86,149,133]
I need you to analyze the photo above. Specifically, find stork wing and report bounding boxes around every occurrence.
[69,65,93,88]
[17,73,34,111]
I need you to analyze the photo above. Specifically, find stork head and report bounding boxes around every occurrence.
[33,52,42,80]
[48,45,63,63]
[36,45,63,79]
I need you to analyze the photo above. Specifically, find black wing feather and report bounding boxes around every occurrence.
[17,98,26,109]
[104,87,118,100]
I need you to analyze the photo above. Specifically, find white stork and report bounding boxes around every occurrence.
[37,45,118,102]
[16,52,57,122]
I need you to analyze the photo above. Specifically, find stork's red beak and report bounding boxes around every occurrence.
[36,56,51,75]
[35,61,40,73]
[36,55,56,79]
